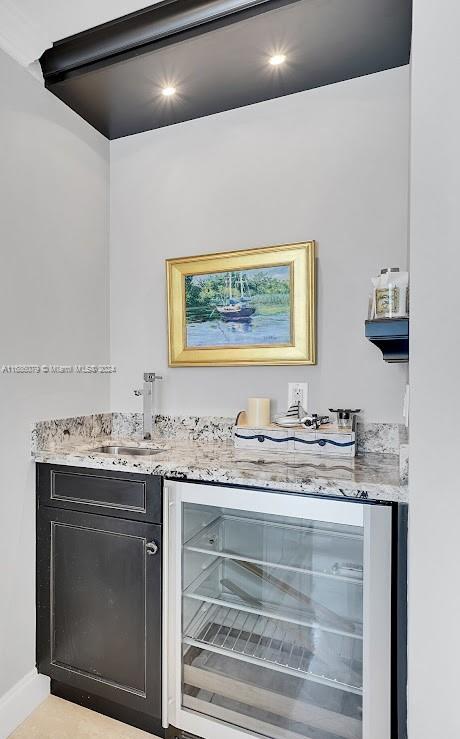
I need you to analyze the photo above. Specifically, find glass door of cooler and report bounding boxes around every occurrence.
[165,483,392,739]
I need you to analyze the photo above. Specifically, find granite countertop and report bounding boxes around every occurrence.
[33,435,407,504]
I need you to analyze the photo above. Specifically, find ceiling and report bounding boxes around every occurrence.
[19,0,163,42]
[0,0,412,139]
[0,0,160,66]
[38,0,412,140]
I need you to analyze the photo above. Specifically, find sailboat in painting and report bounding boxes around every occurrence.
[216,272,256,322]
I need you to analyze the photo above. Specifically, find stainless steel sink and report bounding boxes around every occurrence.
[88,445,164,456]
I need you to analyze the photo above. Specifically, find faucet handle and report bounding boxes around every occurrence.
[143,372,163,383]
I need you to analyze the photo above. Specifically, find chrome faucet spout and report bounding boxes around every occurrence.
[134,372,163,440]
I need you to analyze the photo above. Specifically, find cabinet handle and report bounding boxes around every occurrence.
[146,540,159,556]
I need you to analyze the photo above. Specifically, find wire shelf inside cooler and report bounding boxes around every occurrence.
[184,602,363,695]
[183,513,364,582]
[183,556,363,639]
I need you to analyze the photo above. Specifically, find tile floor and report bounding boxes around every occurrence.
[9,696,161,738]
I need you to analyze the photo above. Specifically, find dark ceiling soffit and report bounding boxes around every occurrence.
[40,0,300,84]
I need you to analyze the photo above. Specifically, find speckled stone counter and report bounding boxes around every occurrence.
[33,436,407,504]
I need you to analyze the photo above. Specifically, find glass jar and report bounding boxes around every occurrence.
[372,267,409,319]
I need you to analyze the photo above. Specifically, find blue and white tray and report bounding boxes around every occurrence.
[233,421,356,458]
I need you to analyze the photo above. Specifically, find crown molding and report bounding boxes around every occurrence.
[40,0,286,81]
[0,0,52,67]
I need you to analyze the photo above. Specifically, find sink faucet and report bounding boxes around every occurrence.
[134,372,163,440]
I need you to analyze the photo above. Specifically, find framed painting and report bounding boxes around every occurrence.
[166,241,316,366]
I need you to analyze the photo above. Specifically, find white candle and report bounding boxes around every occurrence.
[247,397,271,427]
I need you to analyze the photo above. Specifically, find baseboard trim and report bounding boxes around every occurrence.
[0,669,49,739]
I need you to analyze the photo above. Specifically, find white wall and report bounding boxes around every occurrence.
[0,46,110,728]
[408,2,460,737]
[110,67,409,422]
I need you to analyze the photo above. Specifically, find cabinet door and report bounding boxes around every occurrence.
[37,507,162,720]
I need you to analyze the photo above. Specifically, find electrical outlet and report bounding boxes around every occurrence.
[288,382,308,410]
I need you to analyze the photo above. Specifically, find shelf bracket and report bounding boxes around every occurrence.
[365,319,409,363]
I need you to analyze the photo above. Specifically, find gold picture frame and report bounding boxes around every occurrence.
[167,241,316,367]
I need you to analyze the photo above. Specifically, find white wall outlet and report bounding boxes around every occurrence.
[288,382,308,410]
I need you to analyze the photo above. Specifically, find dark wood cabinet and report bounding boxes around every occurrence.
[36,464,163,735]
[37,463,162,523]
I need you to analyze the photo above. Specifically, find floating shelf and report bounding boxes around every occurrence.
[365,318,409,363]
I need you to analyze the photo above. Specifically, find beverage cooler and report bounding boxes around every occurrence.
[163,482,393,739]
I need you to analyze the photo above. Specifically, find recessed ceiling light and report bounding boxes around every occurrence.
[162,86,176,97]
[269,54,286,66]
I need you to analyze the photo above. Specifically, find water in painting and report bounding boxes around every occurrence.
[185,265,291,348]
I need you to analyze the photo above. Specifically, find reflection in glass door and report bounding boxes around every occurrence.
[166,483,392,739]
[182,506,365,739]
